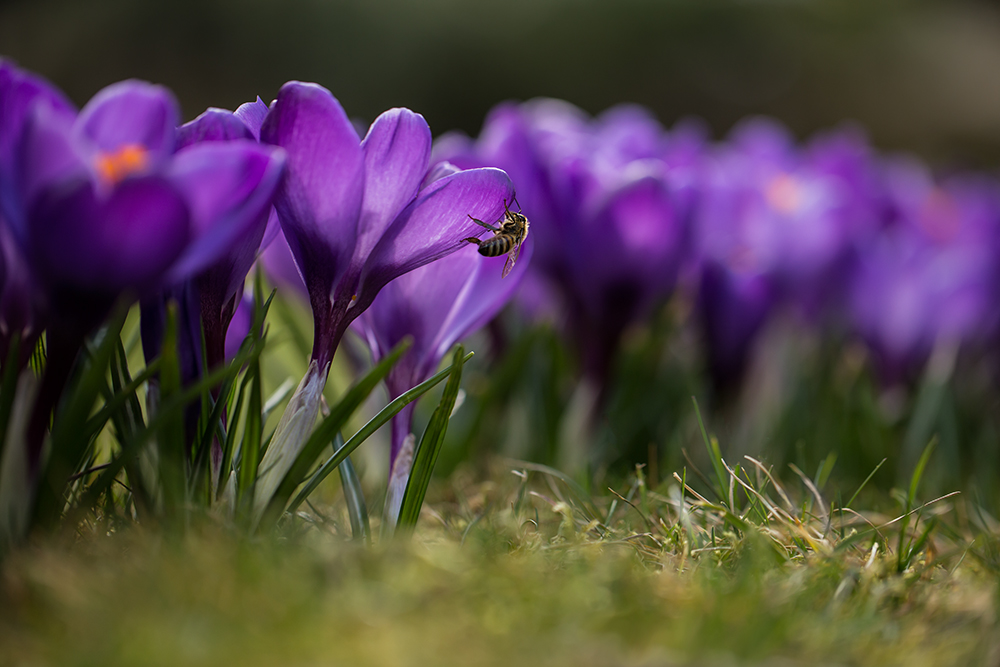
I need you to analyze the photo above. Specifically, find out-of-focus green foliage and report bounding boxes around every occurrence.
[6,0,1000,164]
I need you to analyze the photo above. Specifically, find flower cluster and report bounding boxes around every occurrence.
[437,101,1000,395]
[0,60,518,541]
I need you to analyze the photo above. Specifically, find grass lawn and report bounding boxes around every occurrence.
[2,459,997,667]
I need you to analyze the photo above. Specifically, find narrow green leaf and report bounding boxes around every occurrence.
[222,367,250,493]
[257,337,413,529]
[902,517,938,571]
[190,373,236,502]
[82,358,159,442]
[896,437,938,571]
[237,357,263,509]
[396,346,467,534]
[0,331,22,464]
[69,331,265,520]
[286,350,471,514]
[814,452,837,492]
[156,302,187,513]
[333,432,370,543]
[35,307,129,525]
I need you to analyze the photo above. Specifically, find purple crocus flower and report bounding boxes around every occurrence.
[356,177,533,525]
[0,61,74,361]
[693,118,881,395]
[435,99,693,395]
[849,161,1000,384]
[697,119,879,315]
[252,82,513,513]
[141,103,284,376]
[7,72,285,478]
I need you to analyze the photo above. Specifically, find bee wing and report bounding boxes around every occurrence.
[501,238,522,279]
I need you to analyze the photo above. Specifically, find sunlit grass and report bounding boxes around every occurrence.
[2,454,997,667]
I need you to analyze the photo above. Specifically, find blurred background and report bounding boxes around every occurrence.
[6,0,1000,505]
[4,0,1000,164]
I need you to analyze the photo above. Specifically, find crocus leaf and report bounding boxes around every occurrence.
[33,304,130,526]
[332,432,370,543]
[69,325,265,524]
[396,345,467,535]
[286,348,473,515]
[256,337,413,529]
[0,331,22,464]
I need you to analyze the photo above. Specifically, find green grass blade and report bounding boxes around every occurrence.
[505,460,600,523]
[814,452,837,492]
[845,458,886,509]
[396,346,467,535]
[908,436,938,509]
[692,397,727,503]
[155,302,187,513]
[896,437,937,571]
[190,374,236,503]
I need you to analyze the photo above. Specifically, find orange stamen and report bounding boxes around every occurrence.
[765,174,802,214]
[95,144,150,184]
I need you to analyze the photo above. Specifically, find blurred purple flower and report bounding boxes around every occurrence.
[434,99,694,391]
[693,118,881,394]
[697,260,775,395]
[697,119,879,312]
[849,161,1000,384]
[0,60,74,361]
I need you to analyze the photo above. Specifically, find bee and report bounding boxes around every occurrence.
[463,198,530,278]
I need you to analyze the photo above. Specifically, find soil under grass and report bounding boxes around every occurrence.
[1,464,998,667]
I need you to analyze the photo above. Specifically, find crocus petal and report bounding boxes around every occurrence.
[351,108,432,270]
[0,60,75,225]
[699,261,774,388]
[363,245,481,368]
[0,221,44,342]
[234,97,270,140]
[164,141,285,285]
[429,237,533,369]
[28,175,190,294]
[224,293,254,361]
[261,227,308,301]
[260,81,364,298]
[572,174,686,322]
[357,167,513,303]
[17,104,92,228]
[177,108,254,150]
[422,160,461,188]
[0,60,75,165]
[75,80,179,166]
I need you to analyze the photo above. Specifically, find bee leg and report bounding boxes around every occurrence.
[468,215,500,232]
[462,237,482,246]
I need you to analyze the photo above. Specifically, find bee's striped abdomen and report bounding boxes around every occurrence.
[477,235,515,257]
